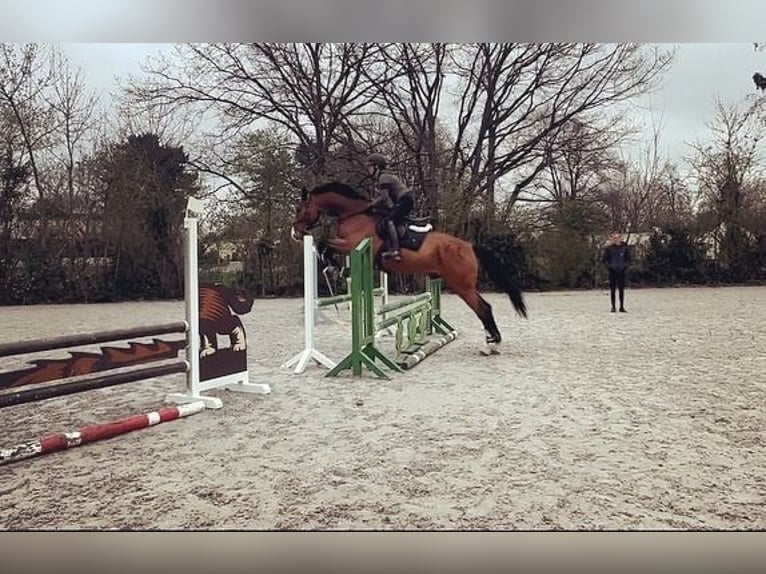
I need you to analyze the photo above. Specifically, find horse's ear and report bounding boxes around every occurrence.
[300,187,308,201]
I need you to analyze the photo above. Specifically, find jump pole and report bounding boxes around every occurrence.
[0,401,207,466]
[283,235,391,374]
[167,205,270,407]
[0,202,269,411]
[0,323,187,359]
[282,235,338,374]
[0,360,189,409]
[326,238,458,379]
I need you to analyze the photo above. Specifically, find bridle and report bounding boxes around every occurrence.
[296,200,322,233]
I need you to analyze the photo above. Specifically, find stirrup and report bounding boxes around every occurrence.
[382,250,402,261]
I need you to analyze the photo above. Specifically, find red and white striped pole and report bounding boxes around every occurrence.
[0,401,206,466]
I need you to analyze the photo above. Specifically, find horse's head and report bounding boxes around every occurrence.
[291,187,321,241]
[291,182,371,240]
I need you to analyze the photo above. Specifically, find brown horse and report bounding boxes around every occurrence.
[291,181,527,355]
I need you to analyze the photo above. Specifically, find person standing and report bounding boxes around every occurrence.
[602,232,632,313]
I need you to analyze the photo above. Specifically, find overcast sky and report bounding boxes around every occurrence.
[60,43,764,172]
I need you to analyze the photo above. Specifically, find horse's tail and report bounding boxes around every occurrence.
[473,244,527,318]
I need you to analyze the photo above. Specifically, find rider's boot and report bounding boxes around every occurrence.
[381,220,402,261]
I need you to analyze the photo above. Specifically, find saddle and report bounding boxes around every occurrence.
[376,215,434,252]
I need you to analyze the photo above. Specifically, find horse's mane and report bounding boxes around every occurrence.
[311,181,369,202]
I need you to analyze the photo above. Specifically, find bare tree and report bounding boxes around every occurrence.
[368,43,450,221]
[690,99,765,273]
[752,43,766,132]
[45,50,101,242]
[448,43,674,226]
[0,44,106,301]
[0,44,57,199]
[112,98,198,146]
[601,115,694,234]
[691,100,763,212]
[0,45,99,234]
[754,43,766,90]
[128,43,390,184]
[518,116,629,211]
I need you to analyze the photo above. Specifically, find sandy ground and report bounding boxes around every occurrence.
[0,285,764,530]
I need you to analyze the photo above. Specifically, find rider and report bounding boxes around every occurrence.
[365,153,413,261]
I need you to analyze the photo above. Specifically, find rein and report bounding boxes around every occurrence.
[299,189,379,232]
[328,202,375,223]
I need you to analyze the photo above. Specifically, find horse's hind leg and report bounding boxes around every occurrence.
[454,286,502,356]
[436,243,502,355]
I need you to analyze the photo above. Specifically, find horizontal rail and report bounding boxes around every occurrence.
[397,332,458,370]
[376,302,432,332]
[0,322,188,358]
[0,400,207,466]
[316,293,352,307]
[0,359,189,409]
[376,292,431,315]
[316,287,385,309]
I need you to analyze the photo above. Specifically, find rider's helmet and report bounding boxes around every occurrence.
[365,153,388,170]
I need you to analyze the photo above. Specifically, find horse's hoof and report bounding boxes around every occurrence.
[480,343,501,356]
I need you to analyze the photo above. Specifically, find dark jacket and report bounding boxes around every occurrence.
[602,242,631,271]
